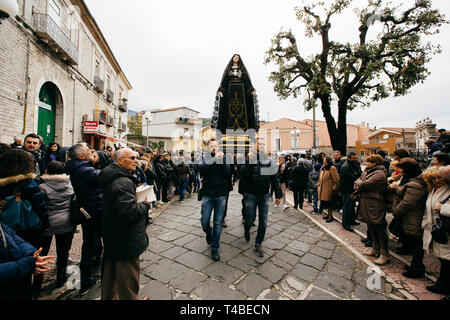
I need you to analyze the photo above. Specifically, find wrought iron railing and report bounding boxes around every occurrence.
[33,13,79,65]
[94,76,105,93]
[106,89,114,103]
[119,101,128,112]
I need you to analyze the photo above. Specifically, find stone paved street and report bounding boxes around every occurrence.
[39,190,419,300]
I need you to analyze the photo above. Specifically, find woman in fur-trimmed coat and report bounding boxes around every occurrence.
[0,149,49,249]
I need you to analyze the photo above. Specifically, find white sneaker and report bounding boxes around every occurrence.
[283,204,289,210]
[274,204,278,208]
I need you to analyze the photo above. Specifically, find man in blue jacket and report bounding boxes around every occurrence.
[65,143,103,295]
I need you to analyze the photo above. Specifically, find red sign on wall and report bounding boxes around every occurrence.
[84,121,99,134]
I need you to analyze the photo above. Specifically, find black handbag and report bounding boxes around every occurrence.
[432,219,448,245]
[69,194,83,226]
[388,217,402,238]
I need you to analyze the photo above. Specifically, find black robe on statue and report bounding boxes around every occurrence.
[212,55,260,134]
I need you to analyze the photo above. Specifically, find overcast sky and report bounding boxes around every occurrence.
[84,0,450,130]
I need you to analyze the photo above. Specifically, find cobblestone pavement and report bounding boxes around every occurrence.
[286,192,445,300]
[39,189,421,300]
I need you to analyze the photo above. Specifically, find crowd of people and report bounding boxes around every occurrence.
[1,128,449,301]
[270,130,450,300]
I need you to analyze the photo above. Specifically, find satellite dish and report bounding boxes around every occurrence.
[383,134,389,139]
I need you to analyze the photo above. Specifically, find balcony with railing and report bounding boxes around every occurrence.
[118,122,127,132]
[106,115,114,127]
[94,110,107,124]
[33,13,79,65]
[106,89,114,103]
[118,101,128,112]
[94,76,104,93]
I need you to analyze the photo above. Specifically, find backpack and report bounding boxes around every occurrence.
[0,185,41,233]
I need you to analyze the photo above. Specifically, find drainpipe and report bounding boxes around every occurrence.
[22,37,31,135]
[72,75,76,145]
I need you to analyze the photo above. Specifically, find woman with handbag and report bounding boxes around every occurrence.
[317,157,340,223]
[390,158,428,278]
[355,154,389,265]
[422,166,450,296]
[0,149,49,250]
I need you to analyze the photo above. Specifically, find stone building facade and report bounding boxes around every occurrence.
[0,0,131,150]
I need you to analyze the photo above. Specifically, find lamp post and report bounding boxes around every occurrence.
[143,111,152,150]
[0,0,19,24]
[291,129,300,152]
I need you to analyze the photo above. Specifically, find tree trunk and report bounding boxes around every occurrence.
[319,96,347,156]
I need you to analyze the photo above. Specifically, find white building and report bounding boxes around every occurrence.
[142,107,203,152]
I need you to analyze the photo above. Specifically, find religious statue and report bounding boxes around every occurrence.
[211,54,260,133]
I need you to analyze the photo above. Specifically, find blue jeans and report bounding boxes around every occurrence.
[156,182,163,201]
[177,178,189,201]
[341,193,356,226]
[200,195,227,251]
[194,173,201,192]
[312,188,318,212]
[244,193,270,245]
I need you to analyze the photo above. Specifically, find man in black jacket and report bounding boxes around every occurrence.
[199,139,231,262]
[339,152,362,232]
[99,148,151,300]
[23,134,46,176]
[290,159,310,210]
[241,139,282,258]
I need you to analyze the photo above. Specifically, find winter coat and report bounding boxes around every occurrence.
[0,173,49,233]
[175,162,190,181]
[290,164,309,189]
[392,175,428,238]
[39,174,75,237]
[199,157,231,198]
[64,160,103,219]
[144,168,160,186]
[355,164,387,225]
[25,149,46,177]
[99,164,151,261]
[333,159,344,174]
[309,171,320,190]
[278,164,291,184]
[163,160,176,181]
[339,160,362,194]
[303,159,313,173]
[437,133,450,145]
[422,184,450,261]
[240,157,282,198]
[133,166,147,185]
[154,161,167,182]
[317,166,340,201]
[0,223,36,300]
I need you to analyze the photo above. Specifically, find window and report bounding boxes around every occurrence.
[48,0,61,23]
[94,60,100,78]
[376,136,380,142]
[275,137,281,152]
[360,151,366,156]
[106,74,111,91]
[390,135,394,139]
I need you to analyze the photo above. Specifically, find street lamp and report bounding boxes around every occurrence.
[143,111,152,150]
[0,0,18,24]
[291,129,300,152]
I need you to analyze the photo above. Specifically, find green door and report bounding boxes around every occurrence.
[37,84,56,145]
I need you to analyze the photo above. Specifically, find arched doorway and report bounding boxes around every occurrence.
[37,82,62,145]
